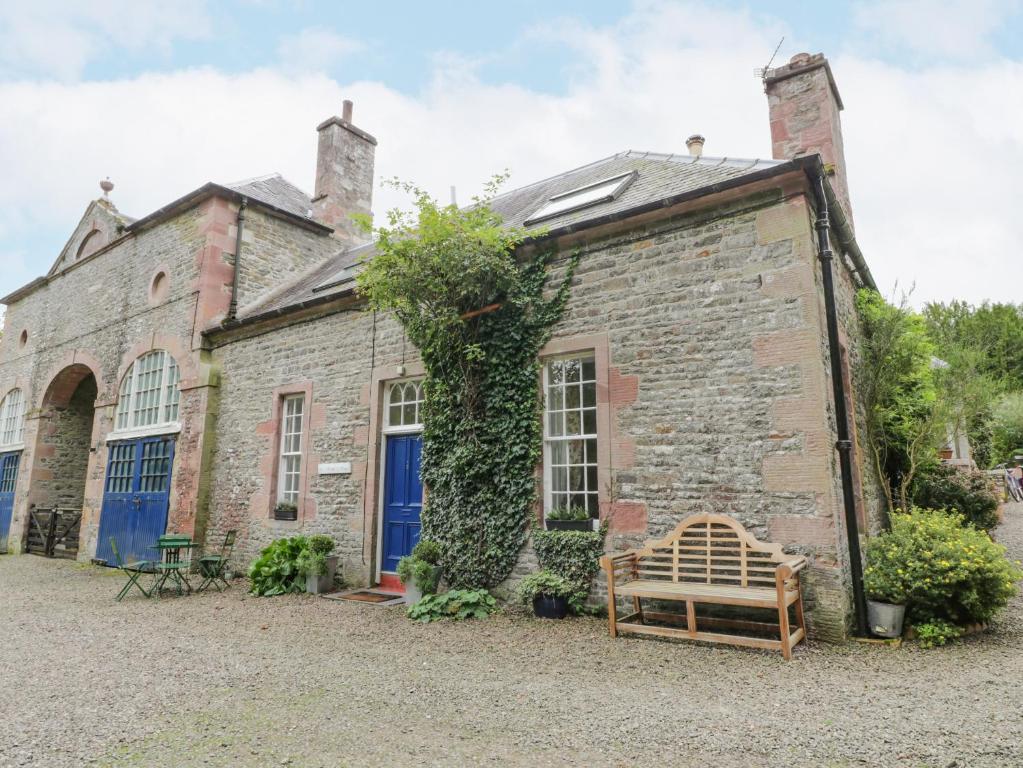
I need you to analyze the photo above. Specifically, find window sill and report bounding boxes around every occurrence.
[107,422,182,442]
[0,442,25,453]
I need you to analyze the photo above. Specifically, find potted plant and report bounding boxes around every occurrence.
[544,506,593,532]
[397,539,443,604]
[273,501,298,521]
[296,534,339,594]
[518,570,575,619]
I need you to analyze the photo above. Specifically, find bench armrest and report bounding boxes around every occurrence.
[776,556,807,580]
[600,551,638,581]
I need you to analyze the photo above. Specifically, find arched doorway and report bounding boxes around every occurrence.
[28,364,97,558]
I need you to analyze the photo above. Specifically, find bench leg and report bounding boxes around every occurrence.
[606,571,618,639]
[794,589,806,637]
[778,602,792,661]
[633,596,643,624]
[686,600,697,638]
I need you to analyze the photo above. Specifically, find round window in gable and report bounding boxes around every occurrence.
[18,330,28,349]
[149,270,170,306]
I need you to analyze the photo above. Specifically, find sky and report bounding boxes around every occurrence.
[1,0,1022,309]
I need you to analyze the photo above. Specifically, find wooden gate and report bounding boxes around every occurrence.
[27,506,82,559]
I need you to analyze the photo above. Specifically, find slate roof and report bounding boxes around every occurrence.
[230,151,793,325]
[490,151,784,232]
[226,173,314,219]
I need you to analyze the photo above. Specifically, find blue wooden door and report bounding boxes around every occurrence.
[95,437,175,565]
[0,451,20,553]
[381,434,423,573]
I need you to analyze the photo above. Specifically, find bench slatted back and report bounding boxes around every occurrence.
[631,514,788,588]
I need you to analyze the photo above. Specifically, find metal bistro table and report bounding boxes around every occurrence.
[149,534,198,597]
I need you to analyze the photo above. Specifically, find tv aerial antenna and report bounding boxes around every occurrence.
[754,37,785,83]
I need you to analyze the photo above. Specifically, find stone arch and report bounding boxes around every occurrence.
[28,363,100,522]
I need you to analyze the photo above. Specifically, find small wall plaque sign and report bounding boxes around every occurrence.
[318,462,352,476]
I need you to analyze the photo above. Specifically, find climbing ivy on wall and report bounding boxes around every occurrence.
[357,178,578,588]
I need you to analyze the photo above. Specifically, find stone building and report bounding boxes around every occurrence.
[0,52,880,640]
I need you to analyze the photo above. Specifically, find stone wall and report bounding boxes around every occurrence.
[206,175,869,639]
[0,193,335,558]
[32,373,96,510]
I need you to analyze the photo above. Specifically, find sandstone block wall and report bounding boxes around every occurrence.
[207,180,867,639]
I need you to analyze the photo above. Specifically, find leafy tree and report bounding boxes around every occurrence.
[924,300,1023,390]
[991,391,1023,465]
[857,289,946,511]
[357,177,577,589]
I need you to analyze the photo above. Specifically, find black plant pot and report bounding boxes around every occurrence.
[532,594,569,620]
[544,519,592,532]
[273,507,298,521]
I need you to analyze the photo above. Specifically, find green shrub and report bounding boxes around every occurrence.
[546,507,590,522]
[518,570,575,603]
[912,465,1000,530]
[864,508,1021,625]
[533,525,606,613]
[406,589,497,622]
[397,556,441,594]
[249,536,309,596]
[915,620,963,649]
[411,539,442,565]
[296,535,336,578]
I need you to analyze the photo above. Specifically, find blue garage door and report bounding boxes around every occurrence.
[381,434,423,573]
[0,451,19,553]
[95,437,175,565]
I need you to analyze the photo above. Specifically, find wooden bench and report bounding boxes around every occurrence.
[600,513,807,659]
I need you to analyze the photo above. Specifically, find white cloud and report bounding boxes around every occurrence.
[0,0,212,80]
[276,27,364,74]
[852,0,1020,59]
[0,0,1020,307]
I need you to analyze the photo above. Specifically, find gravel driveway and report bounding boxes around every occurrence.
[3,509,1023,768]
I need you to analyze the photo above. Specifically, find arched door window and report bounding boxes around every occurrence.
[0,389,25,447]
[386,380,424,430]
[115,350,181,432]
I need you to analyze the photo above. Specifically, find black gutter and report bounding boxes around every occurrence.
[227,197,247,322]
[809,162,869,637]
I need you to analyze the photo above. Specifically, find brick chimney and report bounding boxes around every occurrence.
[312,99,376,243]
[764,53,852,225]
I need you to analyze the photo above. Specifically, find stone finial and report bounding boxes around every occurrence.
[685,134,705,158]
[99,178,114,198]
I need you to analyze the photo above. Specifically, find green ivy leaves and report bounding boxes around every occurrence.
[358,179,578,590]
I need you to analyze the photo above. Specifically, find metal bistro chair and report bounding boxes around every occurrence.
[197,530,238,593]
[153,534,195,597]
[110,537,154,602]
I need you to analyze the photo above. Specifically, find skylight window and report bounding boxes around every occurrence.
[312,263,359,293]
[524,171,637,226]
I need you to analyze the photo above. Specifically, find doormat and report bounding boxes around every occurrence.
[326,590,404,605]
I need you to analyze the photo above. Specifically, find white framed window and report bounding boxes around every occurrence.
[114,350,181,433]
[543,356,599,517]
[0,389,25,448]
[385,380,424,431]
[277,394,305,505]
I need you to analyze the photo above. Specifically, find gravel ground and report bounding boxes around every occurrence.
[3,510,1023,768]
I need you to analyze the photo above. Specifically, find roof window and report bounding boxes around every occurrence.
[524,171,637,226]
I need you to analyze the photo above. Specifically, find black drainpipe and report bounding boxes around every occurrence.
[227,196,247,322]
[810,168,868,638]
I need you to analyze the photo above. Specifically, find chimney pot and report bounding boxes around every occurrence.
[314,100,376,244]
[764,52,853,226]
[685,134,705,158]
